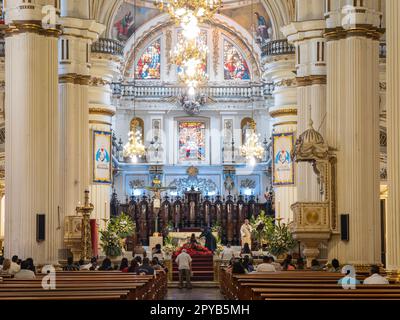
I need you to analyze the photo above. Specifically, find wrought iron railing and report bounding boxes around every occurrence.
[91,38,124,56]
[262,39,296,57]
[112,83,265,99]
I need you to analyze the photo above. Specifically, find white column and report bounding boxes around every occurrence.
[4,1,61,264]
[325,2,382,266]
[88,39,122,231]
[264,44,297,222]
[283,4,327,202]
[386,0,400,272]
[58,4,104,242]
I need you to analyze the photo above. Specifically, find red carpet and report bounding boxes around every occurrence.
[172,255,214,281]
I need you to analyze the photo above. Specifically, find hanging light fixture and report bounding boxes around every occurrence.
[240,0,264,166]
[124,9,146,163]
[155,0,222,23]
[123,119,146,163]
[240,119,265,165]
[155,0,220,96]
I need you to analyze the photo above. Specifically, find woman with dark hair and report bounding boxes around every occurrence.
[242,255,254,273]
[119,258,129,272]
[63,257,79,271]
[128,260,139,273]
[296,257,305,270]
[190,233,198,246]
[281,254,296,271]
[311,259,323,271]
[152,244,162,254]
[241,243,252,256]
[98,258,113,271]
[232,260,246,274]
[328,258,340,272]
[134,255,142,265]
[25,258,36,273]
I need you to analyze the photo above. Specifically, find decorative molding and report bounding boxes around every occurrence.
[296,75,327,86]
[59,74,91,85]
[324,26,384,42]
[5,22,62,38]
[89,107,116,117]
[269,108,297,118]
[212,29,219,77]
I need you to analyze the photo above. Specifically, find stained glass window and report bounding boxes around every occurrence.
[177,30,208,74]
[135,39,161,80]
[223,40,250,80]
[178,121,206,162]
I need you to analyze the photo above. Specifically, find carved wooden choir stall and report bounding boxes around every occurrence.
[112,190,273,247]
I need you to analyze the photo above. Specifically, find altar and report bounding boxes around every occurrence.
[168,231,218,248]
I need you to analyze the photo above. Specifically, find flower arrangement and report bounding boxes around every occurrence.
[174,243,213,257]
[100,212,135,258]
[211,221,222,243]
[250,211,296,257]
[162,234,177,257]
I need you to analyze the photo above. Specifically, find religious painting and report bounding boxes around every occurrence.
[112,2,161,42]
[223,40,250,80]
[93,130,112,184]
[223,119,233,144]
[272,133,295,186]
[221,2,273,46]
[178,121,206,163]
[241,117,256,144]
[135,39,161,80]
[152,119,162,142]
[177,30,208,74]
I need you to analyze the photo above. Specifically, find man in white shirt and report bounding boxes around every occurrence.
[175,249,192,289]
[255,256,276,273]
[14,261,36,279]
[363,265,389,285]
[9,256,21,275]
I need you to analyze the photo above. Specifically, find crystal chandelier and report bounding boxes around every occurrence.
[123,119,146,162]
[240,120,265,166]
[171,38,208,94]
[155,0,222,23]
[155,0,221,95]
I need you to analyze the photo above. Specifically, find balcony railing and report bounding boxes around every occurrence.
[262,39,296,57]
[112,83,267,100]
[91,38,124,56]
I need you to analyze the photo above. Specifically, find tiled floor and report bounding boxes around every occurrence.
[165,288,225,300]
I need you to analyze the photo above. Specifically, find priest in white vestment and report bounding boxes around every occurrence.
[240,219,253,249]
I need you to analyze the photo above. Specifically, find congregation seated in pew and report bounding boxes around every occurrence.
[255,256,276,273]
[14,260,36,280]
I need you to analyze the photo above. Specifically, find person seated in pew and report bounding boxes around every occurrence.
[281,254,296,271]
[25,258,36,273]
[10,255,21,274]
[152,244,162,255]
[255,256,276,273]
[63,256,79,271]
[231,259,246,274]
[0,258,11,275]
[14,260,36,279]
[80,257,98,270]
[0,256,4,271]
[127,259,139,273]
[310,259,323,271]
[242,255,254,273]
[119,258,129,272]
[98,258,114,271]
[134,255,142,266]
[363,265,389,285]
[327,258,341,273]
[151,257,166,273]
[137,257,155,275]
[270,256,282,271]
[240,243,252,257]
[296,257,305,270]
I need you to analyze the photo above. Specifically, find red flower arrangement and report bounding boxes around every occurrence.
[173,243,213,257]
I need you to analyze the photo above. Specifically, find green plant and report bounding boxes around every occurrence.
[250,211,296,257]
[99,231,122,257]
[211,221,222,243]
[100,213,135,257]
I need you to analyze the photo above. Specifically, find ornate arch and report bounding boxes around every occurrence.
[122,13,263,81]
